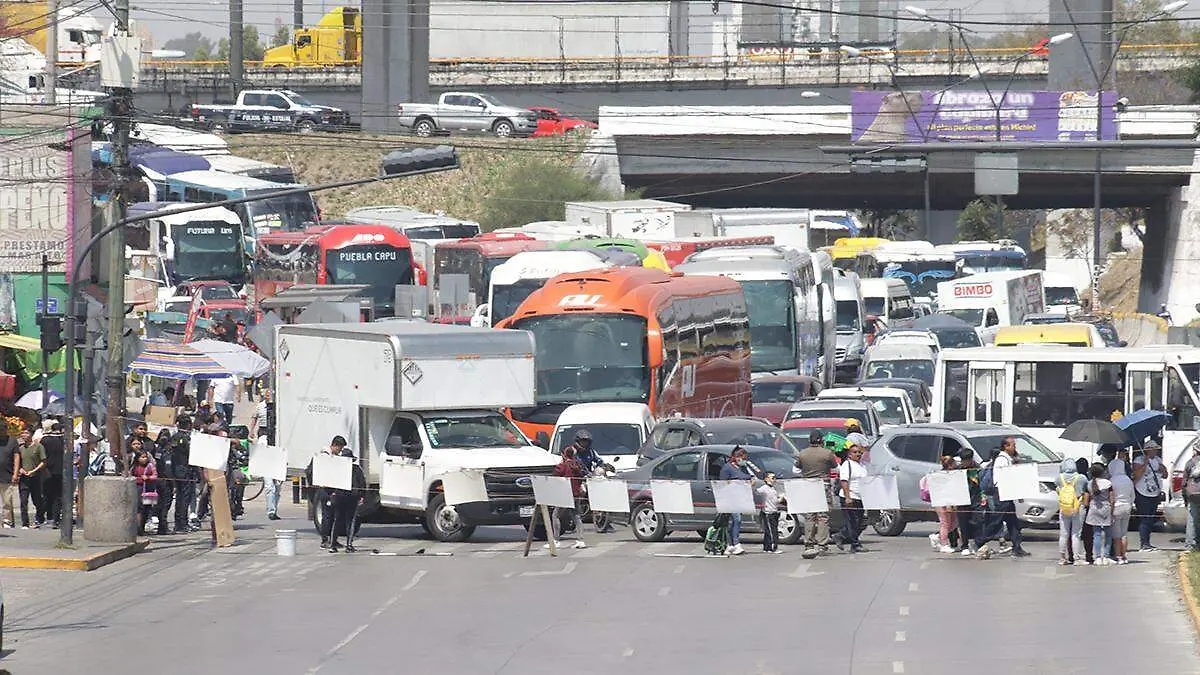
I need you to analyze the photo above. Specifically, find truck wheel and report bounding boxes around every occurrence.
[209,120,229,134]
[425,493,476,542]
[413,118,436,137]
[492,119,514,137]
[296,119,315,134]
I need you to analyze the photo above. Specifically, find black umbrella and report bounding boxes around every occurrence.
[1060,419,1128,444]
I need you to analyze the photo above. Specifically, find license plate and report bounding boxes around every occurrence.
[519,505,534,518]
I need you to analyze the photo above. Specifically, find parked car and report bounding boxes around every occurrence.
[1165,435,1199,530]
[785,399,882,439]
[397,92,538,137]
[854,377,933,420]
[817,385,922,426]
[637,417,799,464]
[622,445,819,544]
[751,375,823,425]
[530,107,598,137]
[866,422,1064,536]
[548,402,653,472]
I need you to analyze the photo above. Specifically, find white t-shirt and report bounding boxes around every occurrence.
[1111,473,1135,512]
[210,377,237,405]
[1133,456,1165,497]
[756,484,782,513]
[839,459,864,500]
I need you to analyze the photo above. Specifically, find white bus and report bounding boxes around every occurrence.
[933,345,1200,466]
[482,249,624,327]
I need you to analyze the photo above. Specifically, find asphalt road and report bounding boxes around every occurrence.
[2,501,1197,675]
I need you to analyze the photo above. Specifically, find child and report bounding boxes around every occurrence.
[756,472,784,554]
[927,454,960,554]
[1085,462,1115,566]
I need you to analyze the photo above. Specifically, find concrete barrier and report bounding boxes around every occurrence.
[83,476,139,544]
[1113,312,1170,347]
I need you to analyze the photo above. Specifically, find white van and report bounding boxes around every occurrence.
[549,403,654,472]
[833,271,867,382]
[861,343,936,386]
[859,278,916,326]
[1042,271,1083,315]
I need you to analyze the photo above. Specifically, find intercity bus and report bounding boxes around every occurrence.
[433,232,548,322]
[150,169,319,234]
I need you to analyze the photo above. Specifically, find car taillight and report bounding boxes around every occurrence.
[1173,470,1184,494]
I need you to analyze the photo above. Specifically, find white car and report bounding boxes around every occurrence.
[817,386,923,427]
[873,330,940,356]
[549,402,654,472]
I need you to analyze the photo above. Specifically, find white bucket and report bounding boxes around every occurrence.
[275,529,297,556]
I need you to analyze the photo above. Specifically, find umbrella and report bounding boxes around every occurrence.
[14,389,64,411]
[45,395,105,418]
[188,340,271,378]
[127,339,231,380]
[1060,419,1128,444]
[1114,409,1171,448]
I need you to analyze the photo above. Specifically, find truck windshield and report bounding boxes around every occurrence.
[940,308,984,326]
[740,280,797,373]
[243,191,318,232]
[864,298,886,317]
[836,300,861,332]
[883,260,957,298]
[491,279,546,326]
[1046,287,1079,305]
[420,411,529,449]
[170,223,244,284]
[552,423,642,456]
[514,314,650,405]
[324,244,414,311]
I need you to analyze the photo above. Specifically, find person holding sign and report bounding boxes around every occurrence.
[990,438,1030,558]
[718,447,759,556]
[306,436,344,549]
[328,442,367,553]
[837,443,867,554]
[551,446,586,538]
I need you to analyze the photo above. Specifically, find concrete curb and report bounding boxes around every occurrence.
[0,539,148,571]
[1180,553,1200,639]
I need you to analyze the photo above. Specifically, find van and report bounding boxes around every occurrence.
[861,343,936,385]
[1041,271,1083,315]
[859,278,916,326]
[833,271,866,382]
[993,323,1105,347]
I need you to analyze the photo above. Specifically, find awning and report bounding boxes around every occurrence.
[0,333,42,351]
[127,339,231,380]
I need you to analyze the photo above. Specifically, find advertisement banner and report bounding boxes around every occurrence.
[851,90,1117,144]
[0,129,87,274]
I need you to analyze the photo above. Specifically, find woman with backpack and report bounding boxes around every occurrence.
[1085,462,1116,566]
[1056,458,1088,566]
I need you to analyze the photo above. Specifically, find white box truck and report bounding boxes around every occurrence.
[564,199,691,239]
[278,321,559,541]
[936,270,1045,344]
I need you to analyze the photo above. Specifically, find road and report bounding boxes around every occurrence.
[2,501,1197,674]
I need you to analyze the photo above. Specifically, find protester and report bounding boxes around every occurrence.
[17,427,46,528]
[1110,449,1136,564]
[551,445,586,539]
[843,419,870,459]
[168,416,199,533]
[927,454,960,553]
[1085,462,1115,566]
[718,446,757,556]
[125,422,151,454]
[956,448,981,557]
[1056,458,1087,565]
[1182,441,1200,553]
[991,437,1029,557]
[797,430,839,559]
[1132,440,1168,552]
[968,449,1006,560]
[327,441,366,553]
[757,472,783,554]
[837,442,867,553]
[251,388,282,520]
[39,421,64,528]
[0,431,19,528]
[208,375,238,426]
[1074,457,1095,563]
[307,436,344,549]
[132,446,159,535]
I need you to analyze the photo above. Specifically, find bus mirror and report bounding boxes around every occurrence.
[381,146,460,176]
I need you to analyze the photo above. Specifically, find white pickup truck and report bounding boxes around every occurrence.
[278,321,559,542]
[396,92,539,138]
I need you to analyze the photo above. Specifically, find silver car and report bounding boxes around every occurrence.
[1165,435,1199,531]
[866,422,1064,536]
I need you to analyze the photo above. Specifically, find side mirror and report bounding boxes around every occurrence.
[535,431,550,450]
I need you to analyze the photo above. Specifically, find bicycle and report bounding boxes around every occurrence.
[235,465,265,502]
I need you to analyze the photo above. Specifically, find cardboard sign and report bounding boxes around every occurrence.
[783,479,829,514]
[380,463,424,500]
[312,453,352,491]
[860,475,900,511]
[650,480,694,514]
[585,478,630,513]
[442,469,488,505]
[996,463,1041,502]
[247,442,286,482]
[712,480,756,514]
[188,431,230,471]
[927,470,972,507]
[531,475,576,509]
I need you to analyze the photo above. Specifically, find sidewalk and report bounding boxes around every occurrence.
[0,524,148,571]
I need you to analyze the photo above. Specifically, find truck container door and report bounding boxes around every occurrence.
[379,413,427,510]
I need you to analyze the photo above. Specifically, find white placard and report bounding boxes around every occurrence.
[996,463,1041,502]
[531,475,576,509]
[188,431,229,471]
[380,463,424,500]
[586,478,630,513]
[712,480,756,514]
[312,453,352,491]
[927,470,971,507]
[650,480,694,514]
[442,469,488,505]
[782,479,829,514]
[860,474,900,511]
[247,442,286,482]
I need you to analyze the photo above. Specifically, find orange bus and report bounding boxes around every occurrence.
[496,267,753,441]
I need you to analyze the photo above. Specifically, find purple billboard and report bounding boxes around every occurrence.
[850,90,1117,143]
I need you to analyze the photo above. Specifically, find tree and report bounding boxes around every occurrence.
[1115,0,1191,45]
[956,198,1004,241]
[162,31,215,60]
[859,209,918,239]
[479,156,622,231]
[272,24,292,48]
[217,25,265,63]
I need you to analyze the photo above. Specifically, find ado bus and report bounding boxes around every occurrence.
[254,224,426,318]
[497,267,753,440]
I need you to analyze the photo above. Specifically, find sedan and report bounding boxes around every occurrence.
[529,107,598,137]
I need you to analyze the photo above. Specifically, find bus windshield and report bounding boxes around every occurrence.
[883,260,956,298]
[491,279,547,326]
[514,314,650,405]
[836,300,861,332]
[170,223,244,284]
[243,191,318,232]
[961,253,1025,273]
[740,280,796,372]
[324,245,414,310]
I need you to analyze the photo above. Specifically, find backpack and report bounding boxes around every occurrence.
[88,452,108,476]
[704,513,731,555]
[978,465,996,497]
[1057,473,1082,517]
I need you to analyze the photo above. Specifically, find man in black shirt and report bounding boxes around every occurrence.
[40,422,65,527]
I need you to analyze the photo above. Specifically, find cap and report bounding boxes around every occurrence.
[574,429,592,442]
[844,418,861,430]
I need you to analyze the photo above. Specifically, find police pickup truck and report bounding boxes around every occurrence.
[185,89,350,133]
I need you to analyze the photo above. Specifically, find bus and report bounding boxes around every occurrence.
[343,205,482,271]
[933,345,1200,467]
[484,249,635,327]
[254,224,425,318]
[149,169,319,235]
[675,245,820,379]
[496,267,753,440]
[857,250,958,306]
[433,232,548,321]
[828,237,889,270]
[125,202,247,292]
[935,241,1028,275]
[555,237,671,271]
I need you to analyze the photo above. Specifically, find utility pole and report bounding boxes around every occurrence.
[40,255,50,407]
[294,0,304,31]
[45,0,57,104]
[230,0,244,97]
[105,0,132,474]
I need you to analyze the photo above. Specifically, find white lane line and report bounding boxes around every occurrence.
[895,631,906,643]
[919,561,932,570]
[305,570,426,674]
[908,582,919,592]
[658,586,671,597]
[899,606,910,616]
[520,562,578,577]
[621,648,635,658]
[673,564,686,574]
[893,661,905,673]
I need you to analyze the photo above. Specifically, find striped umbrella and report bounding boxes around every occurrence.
[127,339,230,380]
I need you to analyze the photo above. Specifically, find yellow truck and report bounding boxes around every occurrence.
[0,0,106,63]
[263,7,360,67]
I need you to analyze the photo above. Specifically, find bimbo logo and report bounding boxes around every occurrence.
[954,283,993,297]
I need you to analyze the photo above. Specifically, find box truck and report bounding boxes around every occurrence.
[563,199,692,239]
[936,270,1045,344]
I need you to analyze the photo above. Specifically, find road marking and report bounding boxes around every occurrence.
[673,564,686,574]
[573,541,623,559]
[657,586,671,597]
[520,562,578,577]
[893,661,905,673]
[305,570,426,674]
[919,561,932,570]
[908,582,919,592]
[622,648,635,658]
[785,563,825,579]
[895,631,906,642]
[399,570,427,592]
[899,606,910,616]
[1026,565,1072,580]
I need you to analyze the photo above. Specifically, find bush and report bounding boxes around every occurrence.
[479,155,619,231]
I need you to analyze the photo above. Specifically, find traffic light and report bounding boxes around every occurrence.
[39,315,64,352]
[380,145,460,176]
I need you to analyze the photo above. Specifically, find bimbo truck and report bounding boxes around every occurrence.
[278,322,559,542]
[936,270,1044,344]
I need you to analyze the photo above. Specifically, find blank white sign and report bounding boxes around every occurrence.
[189,431,229,471]
[712,480,756,514]
[312,453,352,491]
[442,469,488,505]
[531,475,576,509]
[247,442,286,482]
[586,479,630,513]
[783,479,829,514]
[996,463,1041,502]
[860,475,900,511]
[927,470,971,507]
[380,463,424,500]
[650,480,694,514]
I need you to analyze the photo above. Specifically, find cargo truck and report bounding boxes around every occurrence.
[279,321,559,542]
[262,7,360,67]
[936,270,1045,344]
[563,199,693,240]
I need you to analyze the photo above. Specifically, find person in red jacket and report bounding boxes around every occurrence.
[131,441,159,536]
[552,446,585,538]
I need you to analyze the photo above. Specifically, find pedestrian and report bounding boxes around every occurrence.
[0,430,19,528]
[796,430,839,559]
[1056,458,1087,565]
[328,441,366,553]
[1110,448,1136,564]
[1085,462,1115,566]
[125,422,151,455]
[969,449,1007,560]
[837,442,867,553]
[1182,440,1200,553]
[757,472,784,553]
[205,411,226,434]
[1074,457,1095,563]
[956,448,981,557]
[251,388,282,520]
[39,421,64,528]
[208,375,237,426]
[719,446,758,556]
[991,437,1030,557]
[17,427,46,528]
[843,419,871,460]
[88,441,120,477]
[551,445,585,540]
[148,385,175,408]
[1132,440,1168,552]
[132,445,159,536]
[307,436,344,549]
[169,416,199,533]
[219,312,238,343]
[927,453,960,553]
[152,429,176,534]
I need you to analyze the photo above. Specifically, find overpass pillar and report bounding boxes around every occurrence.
[1141,148,1200,323]
[362,0,430,133]
[1048,0,1113,91]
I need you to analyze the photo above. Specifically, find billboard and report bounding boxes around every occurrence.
[851,90,1118,144]
[0,128,88,275]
